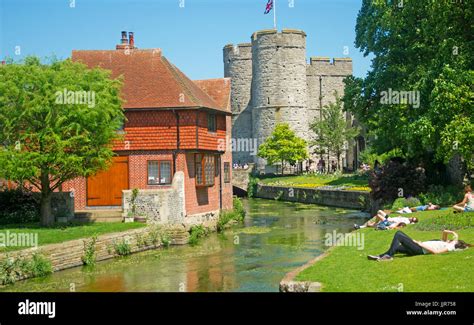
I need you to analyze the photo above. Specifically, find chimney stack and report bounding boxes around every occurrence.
[116,31,129,50]
[128,32,135,48]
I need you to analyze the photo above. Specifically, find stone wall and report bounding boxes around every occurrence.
[0,225,189,282]
[224,43,254,164]
[122,171,185,224]
[224,29,359,172]
[254,184,369,210]
[251,30,309,172]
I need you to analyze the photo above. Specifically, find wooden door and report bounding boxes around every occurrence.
[87,156,129,206]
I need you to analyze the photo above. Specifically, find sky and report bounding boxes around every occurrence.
[0,0,373,79]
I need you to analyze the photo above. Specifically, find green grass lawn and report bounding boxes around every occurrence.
[0,222,146,253]
[259,174,369,191]
[296,210,474,292]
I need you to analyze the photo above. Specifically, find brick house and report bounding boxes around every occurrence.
[61,32,233,220]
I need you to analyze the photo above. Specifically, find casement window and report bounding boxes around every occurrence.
[195,154,215,186]
[207,113,217,132]
[224,162,230,183]
[147,161,172,185]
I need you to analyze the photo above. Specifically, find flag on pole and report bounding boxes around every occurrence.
[264,0,273,14]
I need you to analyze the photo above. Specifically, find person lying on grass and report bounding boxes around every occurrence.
[368,230,471,261]
[396,203,440,214]
[354,210,418,230]
[453,185,474,213]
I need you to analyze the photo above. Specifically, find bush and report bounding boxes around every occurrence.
[0,188,40,225]
[247,177,259,198]
[359,148,404,168]
[418,184,463,207]
[188,225,208,245]
[369,159,426,205]
[81,236,97,266]
[217,198,246,232]
[391,197,422,210]
[114,239,131,256]
[0,253,52,285]
[233,197,246,219]
[414,213,473,231]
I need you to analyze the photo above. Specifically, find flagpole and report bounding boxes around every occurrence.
[274,0,277,30]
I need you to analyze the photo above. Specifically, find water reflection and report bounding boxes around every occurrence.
[0,199,368,292]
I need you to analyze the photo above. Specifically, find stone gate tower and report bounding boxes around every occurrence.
[224,29,356,173]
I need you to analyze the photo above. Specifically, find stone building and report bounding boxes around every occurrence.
[224,29,360,173]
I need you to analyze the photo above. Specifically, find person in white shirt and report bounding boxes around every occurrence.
[368,230,471,261]
[355,210,418,229]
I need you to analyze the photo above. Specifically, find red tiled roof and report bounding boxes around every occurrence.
[71,49,228,112]
[194,78,231,111]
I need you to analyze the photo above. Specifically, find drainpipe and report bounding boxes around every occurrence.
[173,110,180,175]
[218,155,223,211]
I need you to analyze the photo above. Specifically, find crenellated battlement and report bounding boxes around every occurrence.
[224,28,355,171]
[308,57,352,76]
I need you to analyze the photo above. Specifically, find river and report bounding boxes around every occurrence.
[1,198,368,292]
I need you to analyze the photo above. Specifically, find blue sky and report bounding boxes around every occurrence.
[0,0,372,79]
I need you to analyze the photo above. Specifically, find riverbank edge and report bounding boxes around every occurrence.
[279,217,368,292]
[279,246,334,292]
[0,224,193,285]
[254,184,371,211]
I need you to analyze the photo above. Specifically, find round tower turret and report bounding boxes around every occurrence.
[251,29,309,172]
[223,43,253,164]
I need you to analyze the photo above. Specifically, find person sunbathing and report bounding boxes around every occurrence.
[354,210,418,229]
[397,203,440,214]
[453,185,474,213]
[368,230,471,261]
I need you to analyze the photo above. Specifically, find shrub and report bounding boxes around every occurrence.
[391,197,422,210]
[28,253,53,277]
[188,225,208,245]
[81,236,97,266]
[114,239,131,256]
[247,177,259,198]
[369,159,426,205]
[418,184,463,207]
[359,148,405,168]
[233,197,246,220]
[0,188,40,225]
[161,233,171,248]
[217,198,246,232]
[0,253,52,285]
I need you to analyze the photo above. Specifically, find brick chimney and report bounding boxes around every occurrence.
[128,32,135,49]
[116,31,129,50]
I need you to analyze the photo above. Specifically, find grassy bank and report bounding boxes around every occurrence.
[259,174,369,191]
[296,210,474,292]
[0,222,146,252]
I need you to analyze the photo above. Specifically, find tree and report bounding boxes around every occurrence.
[0,57,124,226]
[310,94,360,171]
[258,123,308,175]
[345,0,473,175]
